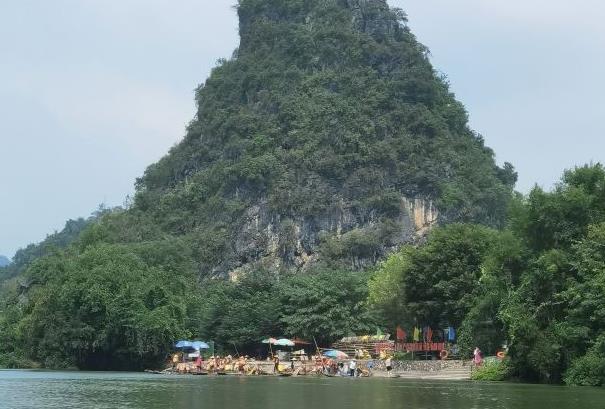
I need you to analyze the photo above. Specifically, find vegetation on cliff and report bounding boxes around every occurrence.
[134,0,515,275]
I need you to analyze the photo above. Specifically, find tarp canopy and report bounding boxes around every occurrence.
[323,349,349,359]
[175,340,209,350]
[175,340,193,349]
[191,341,210,350]
[339,335,390,343]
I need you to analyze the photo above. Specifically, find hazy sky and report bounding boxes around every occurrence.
[1,1,604,258]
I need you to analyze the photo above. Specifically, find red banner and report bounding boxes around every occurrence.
[395,342,445,352]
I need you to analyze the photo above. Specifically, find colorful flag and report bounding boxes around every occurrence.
[448,326,457,342]
[396,326,406,341]
[413,327,420,342]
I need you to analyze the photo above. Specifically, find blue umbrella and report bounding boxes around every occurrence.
[323,349,349,359]
[175,340,193,349]
[274,338,295,347]
[191,341,210,350]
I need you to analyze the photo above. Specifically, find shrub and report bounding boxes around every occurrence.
[471,359,511,381]
[564,352,605,386]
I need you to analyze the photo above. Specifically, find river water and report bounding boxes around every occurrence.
[1,370,603,409]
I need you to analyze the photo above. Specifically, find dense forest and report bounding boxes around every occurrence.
[0,0,603,386]
[370,163,605,385]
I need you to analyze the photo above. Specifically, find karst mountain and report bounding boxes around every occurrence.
[132,0,515,277]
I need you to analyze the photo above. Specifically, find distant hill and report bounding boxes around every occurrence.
[0,216,97,282]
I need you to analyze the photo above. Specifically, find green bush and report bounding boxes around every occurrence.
[564,352,605,386]
[0,352,40,369]
[471,359,511,381]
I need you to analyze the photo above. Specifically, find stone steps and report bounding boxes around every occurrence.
[374,365,472,380]
[394,367,472,380]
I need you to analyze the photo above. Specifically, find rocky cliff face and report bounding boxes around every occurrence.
[134,0,515,278]
[227,195,438,278]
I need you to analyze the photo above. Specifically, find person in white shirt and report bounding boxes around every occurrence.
[385,357,393,375]
[349,359,357,377]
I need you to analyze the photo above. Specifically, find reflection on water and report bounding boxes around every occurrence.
[1,370,604,409]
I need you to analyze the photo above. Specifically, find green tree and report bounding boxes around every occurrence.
[500,164,605,383]
[15,242,198,370]
[279,270,377,345]
[369,224,500,330]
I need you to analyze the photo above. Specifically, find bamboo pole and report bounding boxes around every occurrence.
[313,336,326,374]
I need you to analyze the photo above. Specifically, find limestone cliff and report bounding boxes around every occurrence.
[133,0,515,277]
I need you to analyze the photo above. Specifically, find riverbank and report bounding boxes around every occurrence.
[162,359,472,380]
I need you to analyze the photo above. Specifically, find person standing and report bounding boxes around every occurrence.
[349,359,357,377]
[195,355,202,373]
[385,356,393,376]
[172,353,180,370]
[273,355,280,373]
[473,347,483,367]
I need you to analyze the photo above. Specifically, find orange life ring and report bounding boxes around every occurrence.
[439,350,448,360]
[496,351,506,359]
